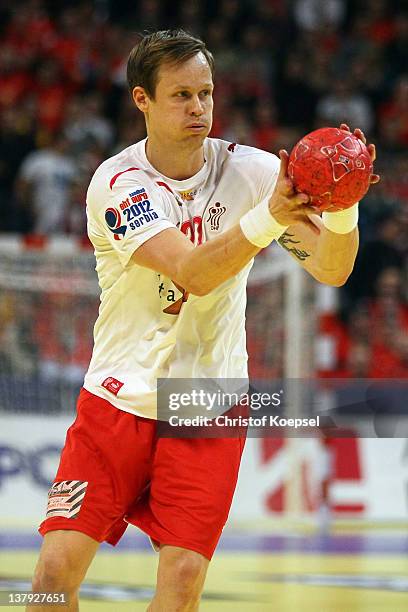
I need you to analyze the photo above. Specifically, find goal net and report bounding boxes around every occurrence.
[0,237,99,415]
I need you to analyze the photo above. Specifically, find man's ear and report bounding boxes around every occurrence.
[132,86,150,112]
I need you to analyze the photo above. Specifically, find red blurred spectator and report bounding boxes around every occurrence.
[364,0,396,46]
[368,267,408,345]
[390,334,408,378]
[47,8,86,83]
[317,303,374,377]
[2,1,55,59]
[33,59,74,134]
[379,75,408,150]
[339,342,373,378]
[253,102,279,152]
[0,46,32,109]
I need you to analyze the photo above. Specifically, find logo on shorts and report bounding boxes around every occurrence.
[46,480,88,519]
[102,376,124,396]
[207,202,226,231]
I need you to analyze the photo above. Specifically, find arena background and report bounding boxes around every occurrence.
[0,1,407,610]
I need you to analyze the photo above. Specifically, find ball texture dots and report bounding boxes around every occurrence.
[288,127,373,211]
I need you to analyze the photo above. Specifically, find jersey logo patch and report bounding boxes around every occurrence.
[46,480,88,519]
[105,207,127,240]
[106,188,160,238]
[117,189,159,231]
[102,376,124,396]
[207,202,226,231]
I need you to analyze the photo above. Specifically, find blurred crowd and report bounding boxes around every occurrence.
[0,0,407,385]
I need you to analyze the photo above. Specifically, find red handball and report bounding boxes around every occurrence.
[288,127,373,211]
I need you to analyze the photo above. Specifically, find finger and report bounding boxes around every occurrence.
[340,123,351,132]
[303,206,318,216]
[282,177,295,196]
[370,174,381,184]
[354,128,366,144]
[292,192,310,206]
[368,143,376,162]
[278,149,289,178]
[293,204,317,216]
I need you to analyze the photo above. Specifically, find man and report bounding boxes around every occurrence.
[28,30,378,611]
[16,134,76,234]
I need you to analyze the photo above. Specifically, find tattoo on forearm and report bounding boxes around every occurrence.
[278,232,310,261]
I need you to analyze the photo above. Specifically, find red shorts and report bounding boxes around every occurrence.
[39,388,246,560]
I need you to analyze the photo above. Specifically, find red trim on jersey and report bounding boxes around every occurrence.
[156,181,174,194]
[109,167,140,190]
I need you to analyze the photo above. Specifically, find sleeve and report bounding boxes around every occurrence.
[88,172,177,267]
[251,150,280,206]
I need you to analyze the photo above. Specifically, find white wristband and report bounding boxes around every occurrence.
[240,197,288,248]
[322,203,359,234]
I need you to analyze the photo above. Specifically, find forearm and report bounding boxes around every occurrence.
[278,207,359,287]
[132,225,261,297]
[133,150,322,295]
[177,194,293,295]
[177,225,260,295]
[313,226,359,286]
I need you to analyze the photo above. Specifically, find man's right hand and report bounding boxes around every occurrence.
[132,149,319,297]
[268,149,317,229]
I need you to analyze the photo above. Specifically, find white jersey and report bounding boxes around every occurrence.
[84,137,280,418]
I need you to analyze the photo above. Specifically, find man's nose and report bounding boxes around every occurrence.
[189,95,204,115]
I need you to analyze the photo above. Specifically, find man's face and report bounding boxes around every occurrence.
[143,52,213,145]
